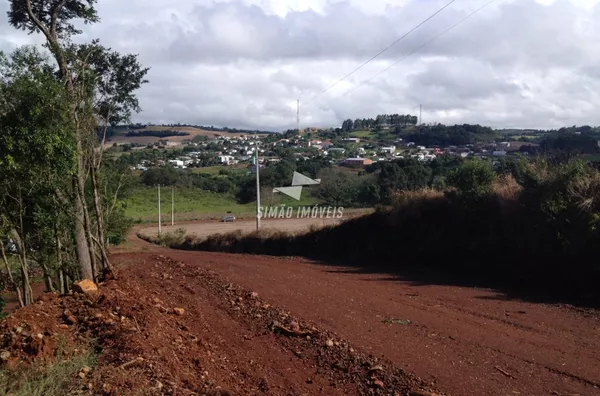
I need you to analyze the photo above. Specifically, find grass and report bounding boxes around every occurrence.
[124,186,323,223]
[350,130,376,139]
[0,338,97,396]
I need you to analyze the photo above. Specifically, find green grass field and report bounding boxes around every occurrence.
[350,130,376,139]
[125,187,322,223]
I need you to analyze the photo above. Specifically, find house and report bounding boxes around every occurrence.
[342,157,373,167]
[157,140,181,147]
[218,155,237,165]
[493,150,507,156]
[168,159,185,168]
[342,138,361,143]
[380,146,396,154]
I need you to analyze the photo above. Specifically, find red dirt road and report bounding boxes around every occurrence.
[124,235,600,396]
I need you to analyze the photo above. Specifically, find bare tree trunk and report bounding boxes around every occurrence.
[82,199,98,281]
[13,190,33,305]
[12,230,32,306]
[56,232,65,294]
[40,261,55,292]
[91,165,115,277]
[73,174,94,281]
[1,243,24,308]
[58,269,65,295]
[65,273,72,293]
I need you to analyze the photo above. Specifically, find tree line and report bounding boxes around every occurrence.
[341,114,419,133]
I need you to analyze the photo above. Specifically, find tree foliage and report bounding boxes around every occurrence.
[2,0,149,303]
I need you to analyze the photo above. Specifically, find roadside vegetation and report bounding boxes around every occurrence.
[0,339,97,396]
[1,0,147,307]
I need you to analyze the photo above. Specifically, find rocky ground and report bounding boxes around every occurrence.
[0,254,440,396]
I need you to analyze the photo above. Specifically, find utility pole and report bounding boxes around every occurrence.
[157,184,161,235]
[296,99,300,132]
[419,104,422,126]
[171,186,174,226]
[255,148,261,231]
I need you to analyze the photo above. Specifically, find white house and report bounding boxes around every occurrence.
[380,146,396,154]
[493,151,507,156]
[168,159,184,168]
[218,155,237,165]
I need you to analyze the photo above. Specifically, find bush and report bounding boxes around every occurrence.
[447,159,495,197]
[157,228,187,246]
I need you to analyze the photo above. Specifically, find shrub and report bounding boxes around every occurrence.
[157,228,187,246]
[447,159,496,197]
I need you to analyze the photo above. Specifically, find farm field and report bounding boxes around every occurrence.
[124,187,323,223]
[105,125,270,146]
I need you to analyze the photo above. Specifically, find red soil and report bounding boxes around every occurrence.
[121,233,600,396]
[2,231,599,395]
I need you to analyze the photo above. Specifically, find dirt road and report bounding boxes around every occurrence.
[138,218,343,239]
[122,233,600,396]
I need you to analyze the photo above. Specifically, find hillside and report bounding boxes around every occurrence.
[105,126,270,146]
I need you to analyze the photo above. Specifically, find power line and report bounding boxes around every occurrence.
[334,0,498,101]
[305,0,457,104]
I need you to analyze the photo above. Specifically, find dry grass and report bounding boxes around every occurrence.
[390,188,446,207]
[0,338,97,396]
[568,171,600,214]
[492,174,523,201]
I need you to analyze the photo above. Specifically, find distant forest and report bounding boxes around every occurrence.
[341,114,419,133]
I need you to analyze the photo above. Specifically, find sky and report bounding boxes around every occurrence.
[1,0,600,131]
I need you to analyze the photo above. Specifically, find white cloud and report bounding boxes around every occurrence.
[1,0,600,130]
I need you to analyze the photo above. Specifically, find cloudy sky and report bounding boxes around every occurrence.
[1,0,599,130]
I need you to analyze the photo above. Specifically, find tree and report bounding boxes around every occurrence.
[341,119,354,133]
[315,169,360,206]
[7,0,148,282]
[0,47,76,304]
[447,159,496,197]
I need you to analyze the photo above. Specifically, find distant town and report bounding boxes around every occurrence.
[105,115,600,172]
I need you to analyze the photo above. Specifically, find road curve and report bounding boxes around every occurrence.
[122,230,600,396]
